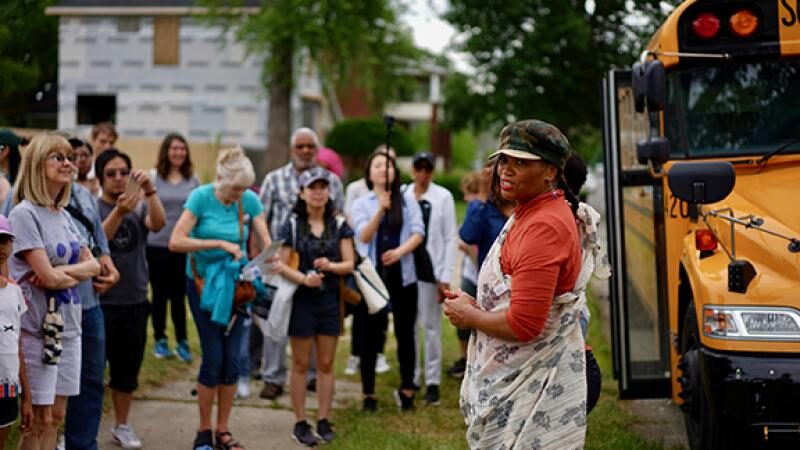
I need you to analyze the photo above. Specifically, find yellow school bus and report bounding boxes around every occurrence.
[602,1,800,448]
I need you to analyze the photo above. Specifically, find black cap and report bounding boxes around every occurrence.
[412,152,435,169]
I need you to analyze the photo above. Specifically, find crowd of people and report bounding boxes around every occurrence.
[0,117,608,450]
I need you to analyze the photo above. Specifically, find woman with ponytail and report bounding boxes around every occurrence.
[443,120,586,450]
[170,147,270,450]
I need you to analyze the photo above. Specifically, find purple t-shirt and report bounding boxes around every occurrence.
[9,200,86,338]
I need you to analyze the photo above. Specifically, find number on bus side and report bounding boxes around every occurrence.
[668,194,689,219]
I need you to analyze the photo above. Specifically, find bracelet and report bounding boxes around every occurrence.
[145,189,157,197]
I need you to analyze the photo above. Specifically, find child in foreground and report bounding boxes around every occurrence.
[0,214,33,447]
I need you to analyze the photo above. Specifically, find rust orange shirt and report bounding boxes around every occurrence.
[500,191,581,342]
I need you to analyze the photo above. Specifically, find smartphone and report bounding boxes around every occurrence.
[124,176,141,197]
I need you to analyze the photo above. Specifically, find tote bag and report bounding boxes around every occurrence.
[261,274,299,341]
[353,256,389,314]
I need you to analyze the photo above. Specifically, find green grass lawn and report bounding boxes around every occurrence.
[326,292,683,450]
[6,282,680,449]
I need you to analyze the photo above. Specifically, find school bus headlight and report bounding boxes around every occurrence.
[703,306,800,340]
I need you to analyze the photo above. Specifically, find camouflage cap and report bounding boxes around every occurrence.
[489,120,572,170]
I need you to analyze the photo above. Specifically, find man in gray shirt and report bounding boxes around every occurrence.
[96,149,165,449]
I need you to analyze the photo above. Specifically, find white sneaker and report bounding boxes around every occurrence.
[56,433,65,450]
[344,355,360,375]
[376,353,391,374]
[236,377,251,399]
[111,424,142,449]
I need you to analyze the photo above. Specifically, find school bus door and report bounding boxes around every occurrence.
[602,70,671,399]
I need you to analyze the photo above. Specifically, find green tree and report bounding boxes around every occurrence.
[201,0,419,171]
[0,0,58,126]
[443,0,671,161]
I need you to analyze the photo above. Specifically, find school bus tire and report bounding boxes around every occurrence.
[678,301,729,450]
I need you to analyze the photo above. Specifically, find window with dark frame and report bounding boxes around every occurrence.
[76,94,116,125]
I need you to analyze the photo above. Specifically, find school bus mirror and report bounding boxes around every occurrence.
[632,60,666,113]
[667,161,736,205]
[636,137,671,165]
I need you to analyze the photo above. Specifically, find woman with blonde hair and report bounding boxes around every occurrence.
[170,147,270,450]
[9,134,101,450]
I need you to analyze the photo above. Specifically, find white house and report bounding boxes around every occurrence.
[46,0,327,150]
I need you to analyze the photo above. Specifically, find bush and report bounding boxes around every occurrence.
[326,118,415,160]
[434,170,468,201]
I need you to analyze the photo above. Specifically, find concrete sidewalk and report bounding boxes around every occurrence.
[98,375,363,449]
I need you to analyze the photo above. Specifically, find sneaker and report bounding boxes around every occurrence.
[376,353,390,374]
[394,389,414,411]
[344,355,360,375]
[425,384,440,406]
[292,421,319,447]
[447,358,466,379]
[235,377,250,399]
[111,424,142,449]
[153,338,173,359]
[316,418,336,443]
[176,340,193,363]
[193,430,214,450]
[259,382,283,400]
[56,433,65,450]
[363,397,378,412]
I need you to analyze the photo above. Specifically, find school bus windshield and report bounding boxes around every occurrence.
[664,58,800,158]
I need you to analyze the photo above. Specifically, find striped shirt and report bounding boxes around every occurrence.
[258,162,344,240]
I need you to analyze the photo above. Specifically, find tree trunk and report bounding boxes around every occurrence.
[264,44,293,173]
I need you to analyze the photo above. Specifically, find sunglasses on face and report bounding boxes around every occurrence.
[294,143,316,150]
[0,235,14,245]
[47,153,77,164]
[104,168,130,178]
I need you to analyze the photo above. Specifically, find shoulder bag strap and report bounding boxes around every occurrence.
[238,201,245,248]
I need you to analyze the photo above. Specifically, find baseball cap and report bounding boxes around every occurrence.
[489,119,572,170]
[0,129,22,147]
[298,167,330,188]
[0,215,15,239]
[412,152,435,169]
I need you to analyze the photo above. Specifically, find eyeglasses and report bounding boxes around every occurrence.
[294,144,316,150]
[104,168,130,178]
[74,153,91,161]
[46,153,77,164]
[0,235,13,244]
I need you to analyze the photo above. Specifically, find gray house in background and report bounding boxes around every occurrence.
[46,0,328,150]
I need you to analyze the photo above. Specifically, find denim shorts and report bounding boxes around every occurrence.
[288,289,339,338]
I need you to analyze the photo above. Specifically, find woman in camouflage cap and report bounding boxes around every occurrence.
[444,120,587,449]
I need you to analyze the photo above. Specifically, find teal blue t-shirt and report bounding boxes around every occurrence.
[184,184,263,278]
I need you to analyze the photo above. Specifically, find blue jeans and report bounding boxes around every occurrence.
[186,278,245,387]
[64,306,105,450]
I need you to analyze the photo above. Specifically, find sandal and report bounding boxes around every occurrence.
[215,431,245,450]
[194,430,214,450]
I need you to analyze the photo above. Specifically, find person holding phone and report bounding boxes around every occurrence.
[96,149,166,449]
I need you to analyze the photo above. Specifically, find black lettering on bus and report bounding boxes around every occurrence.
[669,195,690,219]
[781,0,797,27]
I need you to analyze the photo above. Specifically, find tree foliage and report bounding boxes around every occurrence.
[326,117,414,159]
[0,0,58,126]
[201,0,420,170]
[443,0,671,137]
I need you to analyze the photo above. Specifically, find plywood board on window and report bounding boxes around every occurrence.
[153,16,179,66]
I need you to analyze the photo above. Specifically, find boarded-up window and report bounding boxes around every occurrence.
[153,17,179,66]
